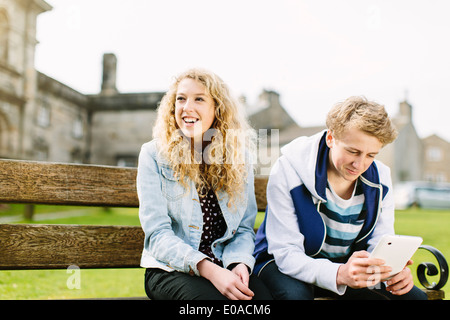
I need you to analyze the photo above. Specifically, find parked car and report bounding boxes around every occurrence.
[394,181,450,209]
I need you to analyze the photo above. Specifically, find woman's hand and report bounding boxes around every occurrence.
[231,263,250,287]
[198,259,254,300]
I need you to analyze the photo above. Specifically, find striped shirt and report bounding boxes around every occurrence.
[317,179,366,260]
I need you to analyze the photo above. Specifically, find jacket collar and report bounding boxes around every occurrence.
[314,131,388,200]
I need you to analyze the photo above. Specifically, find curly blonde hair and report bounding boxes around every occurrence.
[326,96,398,146]
[152,68,256,207]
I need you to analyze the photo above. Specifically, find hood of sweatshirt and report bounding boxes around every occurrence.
[280,129,387,200]
[280,130,329,202]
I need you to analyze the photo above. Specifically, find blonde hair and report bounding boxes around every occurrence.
[152,68,255,206]
[326,96,398,146]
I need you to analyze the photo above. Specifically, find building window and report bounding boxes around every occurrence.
[427,147,442,162]
[34,137,49,161]
[72,115,84,139]
[37,101,51,127]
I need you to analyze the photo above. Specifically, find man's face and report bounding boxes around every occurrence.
[326,127,383,183]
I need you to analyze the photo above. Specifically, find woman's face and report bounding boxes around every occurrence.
[174,78,216,139]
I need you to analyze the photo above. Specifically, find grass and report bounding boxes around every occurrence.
[395,208,450,298]
[0,204,85,217]
[0,206,448,299]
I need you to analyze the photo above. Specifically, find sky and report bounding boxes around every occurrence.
[35,0,450,141]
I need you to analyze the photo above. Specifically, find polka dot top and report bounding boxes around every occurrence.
[199,189,227,266]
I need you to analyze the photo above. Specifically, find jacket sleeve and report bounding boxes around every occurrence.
[265,157,346,295]
[137,142,207,276]
[221,165,257,272]
[366,160,396,252]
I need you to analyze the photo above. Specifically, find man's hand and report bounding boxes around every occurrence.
[337,251,392,288]
[385,259,414,295]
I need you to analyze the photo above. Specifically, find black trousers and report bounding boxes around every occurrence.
[259,260,428,300]
[145,268,273,300]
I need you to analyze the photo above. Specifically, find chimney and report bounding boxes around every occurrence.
[101,53,118,95]
[398,100,412,124]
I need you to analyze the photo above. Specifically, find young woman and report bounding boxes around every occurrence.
[253,96,428,300]
[137,68,271,300]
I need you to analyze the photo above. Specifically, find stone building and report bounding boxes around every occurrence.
[380,100,424,183]
[0,0,52,161]
[1,0,448,184]
[86,53,164,166]
[247,91,450,184]
[0,0,164,167]
[35,54,164,166]
[422,135,449,183]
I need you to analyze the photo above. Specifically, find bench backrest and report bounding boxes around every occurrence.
[0,159,267,270]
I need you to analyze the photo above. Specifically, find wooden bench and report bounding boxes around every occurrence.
[0,159,448,300]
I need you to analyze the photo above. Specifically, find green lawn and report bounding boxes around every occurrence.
[0,206,448,299]
[395,208,450,299]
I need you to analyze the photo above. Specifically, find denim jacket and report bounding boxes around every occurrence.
[137,140,258,276]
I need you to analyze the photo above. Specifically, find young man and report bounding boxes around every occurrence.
[253,96,427,300]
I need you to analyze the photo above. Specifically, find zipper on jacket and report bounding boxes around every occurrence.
[355,175,383,244]
[311,200,327,257]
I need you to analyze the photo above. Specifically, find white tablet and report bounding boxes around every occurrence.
[369,234,423,277]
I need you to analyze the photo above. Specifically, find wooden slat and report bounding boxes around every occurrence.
[422,289,445,300]
[254,176,268,212]
[0,159,268,210]
[0,224,144,270]
[0,159,138,207]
